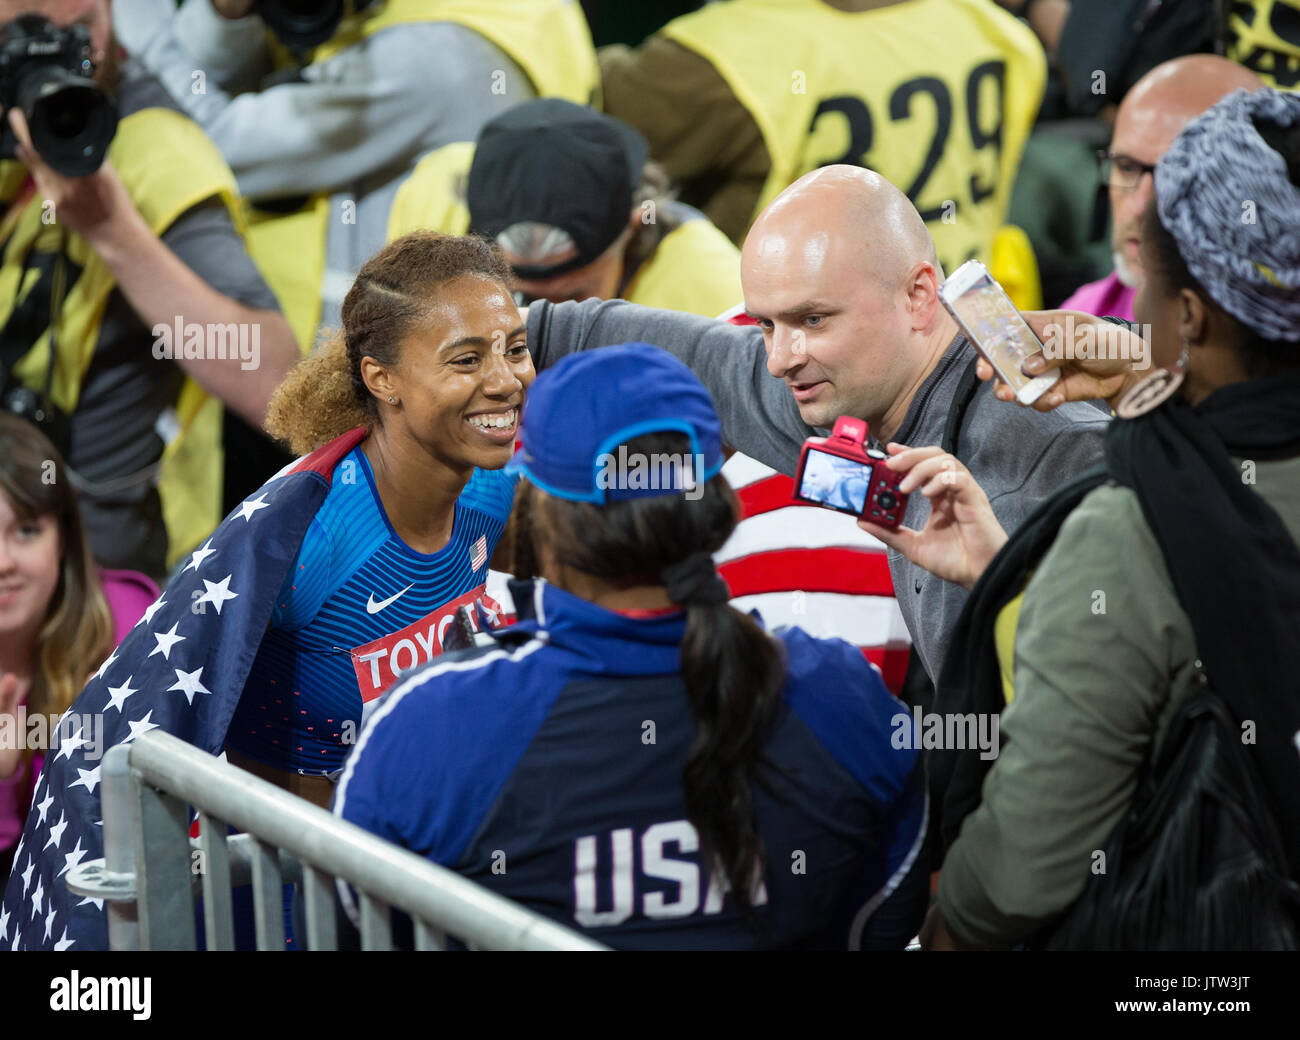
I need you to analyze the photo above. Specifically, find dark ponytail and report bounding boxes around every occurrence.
[516,432,785,912]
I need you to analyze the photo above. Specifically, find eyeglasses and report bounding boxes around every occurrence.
[1097,150,1158,191]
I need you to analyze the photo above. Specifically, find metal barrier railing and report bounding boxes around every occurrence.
[65,731,607,951]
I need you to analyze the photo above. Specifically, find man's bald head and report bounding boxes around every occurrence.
[1117,55,1262,145]
[744,165,938,293]
[1108,56,1262,287]
[740,165,954,435]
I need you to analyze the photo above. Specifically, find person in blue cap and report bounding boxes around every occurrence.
[332,343,928,950]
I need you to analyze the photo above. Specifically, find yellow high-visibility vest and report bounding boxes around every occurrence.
[272,0,599,105]
[1,108,245,566]
[622,216,743,317]
[253,0,600,352]
[1223,0,1300,89]
[388,142,744,317]
[660,0,1045,271]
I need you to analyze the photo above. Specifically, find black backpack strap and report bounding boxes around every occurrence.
[929,463,1110,852]
[941,355,983,458]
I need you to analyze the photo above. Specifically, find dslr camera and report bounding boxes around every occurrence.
[0,13,118,177]
[793,416,908,528]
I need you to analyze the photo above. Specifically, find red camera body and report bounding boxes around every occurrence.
[792,416,908,528]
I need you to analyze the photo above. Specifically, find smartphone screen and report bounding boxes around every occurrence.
[940,261,1059,403]
[797,448,873,515]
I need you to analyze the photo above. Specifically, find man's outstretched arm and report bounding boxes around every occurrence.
[526,298,811,477]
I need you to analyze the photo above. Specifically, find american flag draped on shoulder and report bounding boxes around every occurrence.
[0,428,367,951]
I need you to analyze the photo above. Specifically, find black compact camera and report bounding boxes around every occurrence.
[258,0,376,53]
[0,14,118,177]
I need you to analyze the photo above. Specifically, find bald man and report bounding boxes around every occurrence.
[525,165,1109,682]
[1063,55,1262,321]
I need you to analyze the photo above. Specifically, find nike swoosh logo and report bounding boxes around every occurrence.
[366,584,414,614]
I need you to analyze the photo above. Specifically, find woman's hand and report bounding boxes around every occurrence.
[0,672,25,781]
[976,309,1146,412]
[858,444,1007,591]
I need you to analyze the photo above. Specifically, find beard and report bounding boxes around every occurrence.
[1113,248,1143,290]
[93,34,123,97]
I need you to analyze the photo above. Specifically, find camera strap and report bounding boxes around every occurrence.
[0,228,63,402]
[941,354,982,459]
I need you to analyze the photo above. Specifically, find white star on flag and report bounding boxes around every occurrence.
[93,647,118,681]
[235,493,270,521]
[168,666,212,705]
[20,857,34,894]
[29,876,43,920]
[54,726,86,762]
[104,676,139,714]
[34,789,53,826]
[53,927,74,951]
[0,907,9,943]
[196,574,239,615]
[141,597,167,626]
[183,539,216,573]
[123,710,160,743]
[43,812,68,851]
[77,896,104,912]
[149,621,185,660]
[70,765,101,794]
[58,839,88,878]
[43,908,56,942]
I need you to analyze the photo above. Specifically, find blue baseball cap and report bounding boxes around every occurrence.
[505,343,725,504]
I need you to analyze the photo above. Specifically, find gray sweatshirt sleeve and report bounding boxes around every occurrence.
[131,3,535,201]
[526,299,813,477]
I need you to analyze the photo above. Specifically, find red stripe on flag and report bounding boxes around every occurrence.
[720,547,896,598]
[864,646,911,695]
[736,473,805,518]
[289,426,368,479]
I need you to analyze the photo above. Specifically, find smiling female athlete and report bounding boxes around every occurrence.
[224,232,534,808]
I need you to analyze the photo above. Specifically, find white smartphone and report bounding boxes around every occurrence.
[939,260,1060,405]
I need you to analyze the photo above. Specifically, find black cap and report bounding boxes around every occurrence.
[467,99,649,279]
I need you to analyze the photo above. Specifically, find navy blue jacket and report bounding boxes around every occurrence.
[334,579,927,949]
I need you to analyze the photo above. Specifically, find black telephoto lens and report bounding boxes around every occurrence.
[19,68,118,177]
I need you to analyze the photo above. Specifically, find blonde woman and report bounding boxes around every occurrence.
[0,414,157,881]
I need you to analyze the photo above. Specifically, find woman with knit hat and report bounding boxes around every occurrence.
[887,86,1300,950]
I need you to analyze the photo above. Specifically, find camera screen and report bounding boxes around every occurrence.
[946,271,1043,393]
[798,448,872,513]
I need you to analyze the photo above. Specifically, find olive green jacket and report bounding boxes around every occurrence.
[938,453,1300,947]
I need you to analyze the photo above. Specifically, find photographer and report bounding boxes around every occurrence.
[387,99,744,319]
[0,1,297,580]
[119,0,599,349]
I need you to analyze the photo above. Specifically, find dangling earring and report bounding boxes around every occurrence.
[1116,339,1190,419]
[388,396,395,404]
